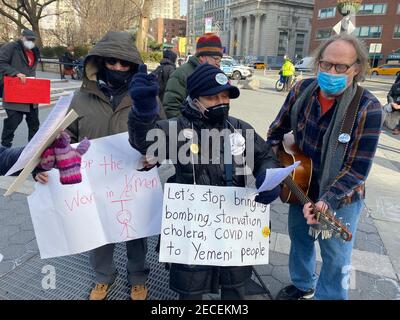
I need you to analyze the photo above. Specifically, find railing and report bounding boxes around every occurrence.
[38,59,83,80]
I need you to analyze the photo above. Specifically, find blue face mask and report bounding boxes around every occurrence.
[317,71,348,95]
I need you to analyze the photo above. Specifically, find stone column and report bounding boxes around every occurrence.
[229,19,236,56]
[244,15,251,56]
[237,16,243,56]
[253,14,262,56]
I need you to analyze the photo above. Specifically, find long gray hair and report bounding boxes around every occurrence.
[312,34,370,82]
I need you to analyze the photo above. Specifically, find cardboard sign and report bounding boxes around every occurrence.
[3,76,50,104]
[159,183,270,266]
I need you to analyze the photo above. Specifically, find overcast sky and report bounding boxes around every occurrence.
[180,0,187,16]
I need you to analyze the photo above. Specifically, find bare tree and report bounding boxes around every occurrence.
[0,0,61,47]
[66,0,148,45]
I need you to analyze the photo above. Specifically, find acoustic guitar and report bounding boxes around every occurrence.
[277,133,352,242]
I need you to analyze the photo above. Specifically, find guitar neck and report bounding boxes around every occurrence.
[283,176,352,241]
[283,176,314,207]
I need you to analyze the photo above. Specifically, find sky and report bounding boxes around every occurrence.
[180,0,187,16]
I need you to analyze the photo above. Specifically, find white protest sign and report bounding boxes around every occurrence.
[27,132,163,259]
[257,161,300,193]
[159,183,270,266]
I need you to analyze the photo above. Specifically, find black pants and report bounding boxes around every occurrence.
[179,284,246,300]
[1,106,39,147]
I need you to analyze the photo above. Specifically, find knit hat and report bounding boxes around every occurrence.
[196,33,223,57]
[163,49,177,63]
[187,63,240,100]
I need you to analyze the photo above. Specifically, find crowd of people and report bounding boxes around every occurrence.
[0,28,390,301]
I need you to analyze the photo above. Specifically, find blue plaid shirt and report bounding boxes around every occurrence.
[267,78,383,211]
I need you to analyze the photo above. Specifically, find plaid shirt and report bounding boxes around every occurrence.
[267,78,383,211]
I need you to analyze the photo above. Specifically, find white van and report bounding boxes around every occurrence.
[295,57,314,72]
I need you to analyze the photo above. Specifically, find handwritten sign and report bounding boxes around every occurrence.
[159,183,270,266]
[27,132,164,259]
[3,76,50,104]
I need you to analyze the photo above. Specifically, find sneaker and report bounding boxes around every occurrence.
[130,284,148,300]
[89,282,114,300]
[275,285,315,300]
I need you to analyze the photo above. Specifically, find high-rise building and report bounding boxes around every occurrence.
[204,0,232,54]
[186,0,205,54]
[150,0,181,20]
[310,0,400,67]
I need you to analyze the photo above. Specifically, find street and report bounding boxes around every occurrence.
[0,73,399,300]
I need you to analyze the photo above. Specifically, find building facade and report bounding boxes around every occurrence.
[204,0,232,53]
[150,0,181,20]
[229,0,314,62]
[186,0,205,54]
[149,17,187,44]
[310,0,400,66]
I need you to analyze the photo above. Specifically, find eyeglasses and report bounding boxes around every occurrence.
[209,56,222,63]
[104,57,132,67]
[318,60,359,73]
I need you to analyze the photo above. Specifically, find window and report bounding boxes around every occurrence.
[278,31,288,56]
[358,3,387,15]
[394,25,400,39]
[295,33,305,58]
[318,7,336,19]
[354,26,382,38]
[316,28,332,40]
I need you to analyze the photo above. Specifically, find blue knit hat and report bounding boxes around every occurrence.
[187,63,240,99]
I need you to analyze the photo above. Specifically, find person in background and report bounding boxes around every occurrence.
[0,29,40,148]
[163,33,223,118]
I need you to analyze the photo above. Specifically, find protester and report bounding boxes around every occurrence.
[384,75,400,134]
[60,46,76,80]
[0,29,40,148]
[65,31,154,301]
[268,34,383,300]
[128,63,281,300]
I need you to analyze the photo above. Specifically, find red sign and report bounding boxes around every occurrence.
[3,76,51,104]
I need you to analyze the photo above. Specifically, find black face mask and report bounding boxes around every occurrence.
[203,103,230,124]
[104,68,132,88]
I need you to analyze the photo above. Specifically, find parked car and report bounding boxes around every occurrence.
[295,57,314,72]
[221,59,253,80]
[248,61,266,69]
[370,64,400,76]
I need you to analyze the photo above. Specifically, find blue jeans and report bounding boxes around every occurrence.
[288,201,362,300]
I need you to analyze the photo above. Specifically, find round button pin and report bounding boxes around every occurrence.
[190,143,199,154]
[338,133,351,144]
[215,73,228,85]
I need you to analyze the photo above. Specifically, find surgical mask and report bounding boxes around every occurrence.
[104,68,132,88]
[317,71,348,95]
[194,98,230,124]
[23,40,35,50]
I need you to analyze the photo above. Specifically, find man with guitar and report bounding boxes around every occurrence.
[267,34,383,300]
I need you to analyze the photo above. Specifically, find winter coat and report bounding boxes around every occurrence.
[0,146,23,176]
[128,102,280,295]
[66,31,145,143]
[0,40,40,112]
[153,58,176,102]
[163,55,200,119]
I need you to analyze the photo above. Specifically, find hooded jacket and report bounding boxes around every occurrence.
[66,31,143,143]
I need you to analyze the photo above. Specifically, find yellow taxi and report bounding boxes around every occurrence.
[370,64,400,76]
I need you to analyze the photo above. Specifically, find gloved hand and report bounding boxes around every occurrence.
[40,131,90,185]
[129,64,159,119]
[254,171,281,205]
